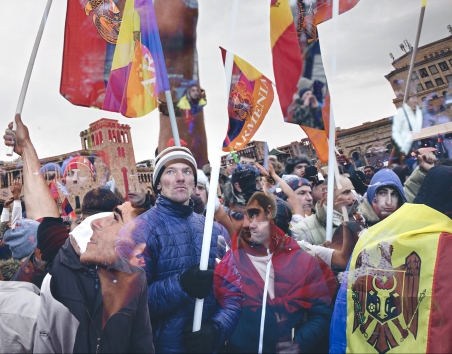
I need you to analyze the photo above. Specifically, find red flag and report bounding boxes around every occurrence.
[62,197,76,220]
[48,180,59,201]
[313,0,360,25]
[270,0,303,119]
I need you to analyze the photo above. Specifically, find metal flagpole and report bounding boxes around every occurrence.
[192,0,241,332]
[403,0,428,105]
[7,0,53,156]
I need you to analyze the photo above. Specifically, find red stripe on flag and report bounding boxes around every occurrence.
[427,232,452,353]
[272,24,302,118]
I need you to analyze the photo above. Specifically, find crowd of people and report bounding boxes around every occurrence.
[0,113,451,354]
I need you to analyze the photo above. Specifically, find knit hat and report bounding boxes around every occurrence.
[278,175,310,201]
[298,88,311,100]
[4,218,39,259]
[37,217,71,263]
[153,146,197,193]
[366,169,407,206]
[197,169,210,193]
[82,187,123,215]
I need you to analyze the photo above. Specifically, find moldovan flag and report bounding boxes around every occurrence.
[270,0,303,119]
[330,203,452,354]
[221,48,274,151]
[61,0,169,117]
[61,197,77,220]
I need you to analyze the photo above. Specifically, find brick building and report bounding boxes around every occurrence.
[0,118,154,214]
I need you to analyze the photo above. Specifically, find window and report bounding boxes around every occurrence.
[416,84,424,92]
[449,59,452,66]
[425,81,434,89]
[411,71,419,80]
[435,78,445,86]
[419,68,429,78]
[428,65,439,75]
[75,196,80,209]
[438,61,449,71]
[446,74,452,83]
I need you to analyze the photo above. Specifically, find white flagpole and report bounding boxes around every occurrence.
[325,0,340,242]
[7,0,53,156]
[192,0,241,332]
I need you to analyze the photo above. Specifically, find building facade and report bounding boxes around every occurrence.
[0,119,154,214]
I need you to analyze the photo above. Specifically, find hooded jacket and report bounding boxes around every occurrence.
[366,169,407,206]
[226,225,334,353]
[133,195,242,353]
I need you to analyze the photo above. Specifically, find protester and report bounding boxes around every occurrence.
[225,192,334,353]
[291,88,324,130]
[363,165,375,185]
[3,114,154,353]
[224,153,237,177]
[283,155,311,177]
[129,146,243,353]
[239,155,256,166]
[291,175,356,245]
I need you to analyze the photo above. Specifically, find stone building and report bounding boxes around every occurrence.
[385,32,452,120]
[220,141,266,166]
[0,118,154,214]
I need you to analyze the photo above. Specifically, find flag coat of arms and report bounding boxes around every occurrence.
[221,48,274,151]
[60,0,169,117]
[330,203,452,354]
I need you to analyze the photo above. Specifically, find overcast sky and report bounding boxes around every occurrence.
[0,0,450,163]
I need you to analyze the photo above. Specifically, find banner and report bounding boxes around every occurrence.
[61,0,169,117]
[221,48,274,151]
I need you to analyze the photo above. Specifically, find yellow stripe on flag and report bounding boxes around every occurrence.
[234,55,262,81]
[270,0,293,48]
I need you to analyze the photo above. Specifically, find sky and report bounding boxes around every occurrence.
[0,0,450,164]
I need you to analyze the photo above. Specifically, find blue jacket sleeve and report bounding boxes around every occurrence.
[329,264,350,354]
[211,250,243,347]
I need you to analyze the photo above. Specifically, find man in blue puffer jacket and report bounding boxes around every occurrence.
[132,146,243,353]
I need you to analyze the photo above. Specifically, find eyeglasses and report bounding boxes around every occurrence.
[229,210,244,221]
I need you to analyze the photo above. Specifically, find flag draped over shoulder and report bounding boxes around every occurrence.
[221,48,274,151]
[61,0,169,118]
[330,204,452,354]
[270,0,303,120]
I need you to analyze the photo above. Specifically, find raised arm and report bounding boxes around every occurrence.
[4,114,59,220]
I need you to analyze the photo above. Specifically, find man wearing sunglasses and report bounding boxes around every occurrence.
[225,192,334,353]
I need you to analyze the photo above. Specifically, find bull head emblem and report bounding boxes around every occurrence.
[366,275,400,323]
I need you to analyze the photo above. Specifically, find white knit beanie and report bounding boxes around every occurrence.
[196,169,210,193]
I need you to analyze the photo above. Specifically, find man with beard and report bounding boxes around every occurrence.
[363,165,375,185]
[224,192,334,353]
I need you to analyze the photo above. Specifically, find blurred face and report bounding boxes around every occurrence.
[294,185,313,211]
[242,200,271,248]
[255,176,263,191]
[225,160,237,176]
[373,187,400,218]
[312,183,326,204]
[66,165,92,190]
[293,163,309,177]
[189,86,200,100]
[194,183,208,205]
[333,178,356,212]
[239,156,256,166]
[157,163,194,205]
[228,203,246,234]
[81,202,136,265]
[301,90,313,101]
